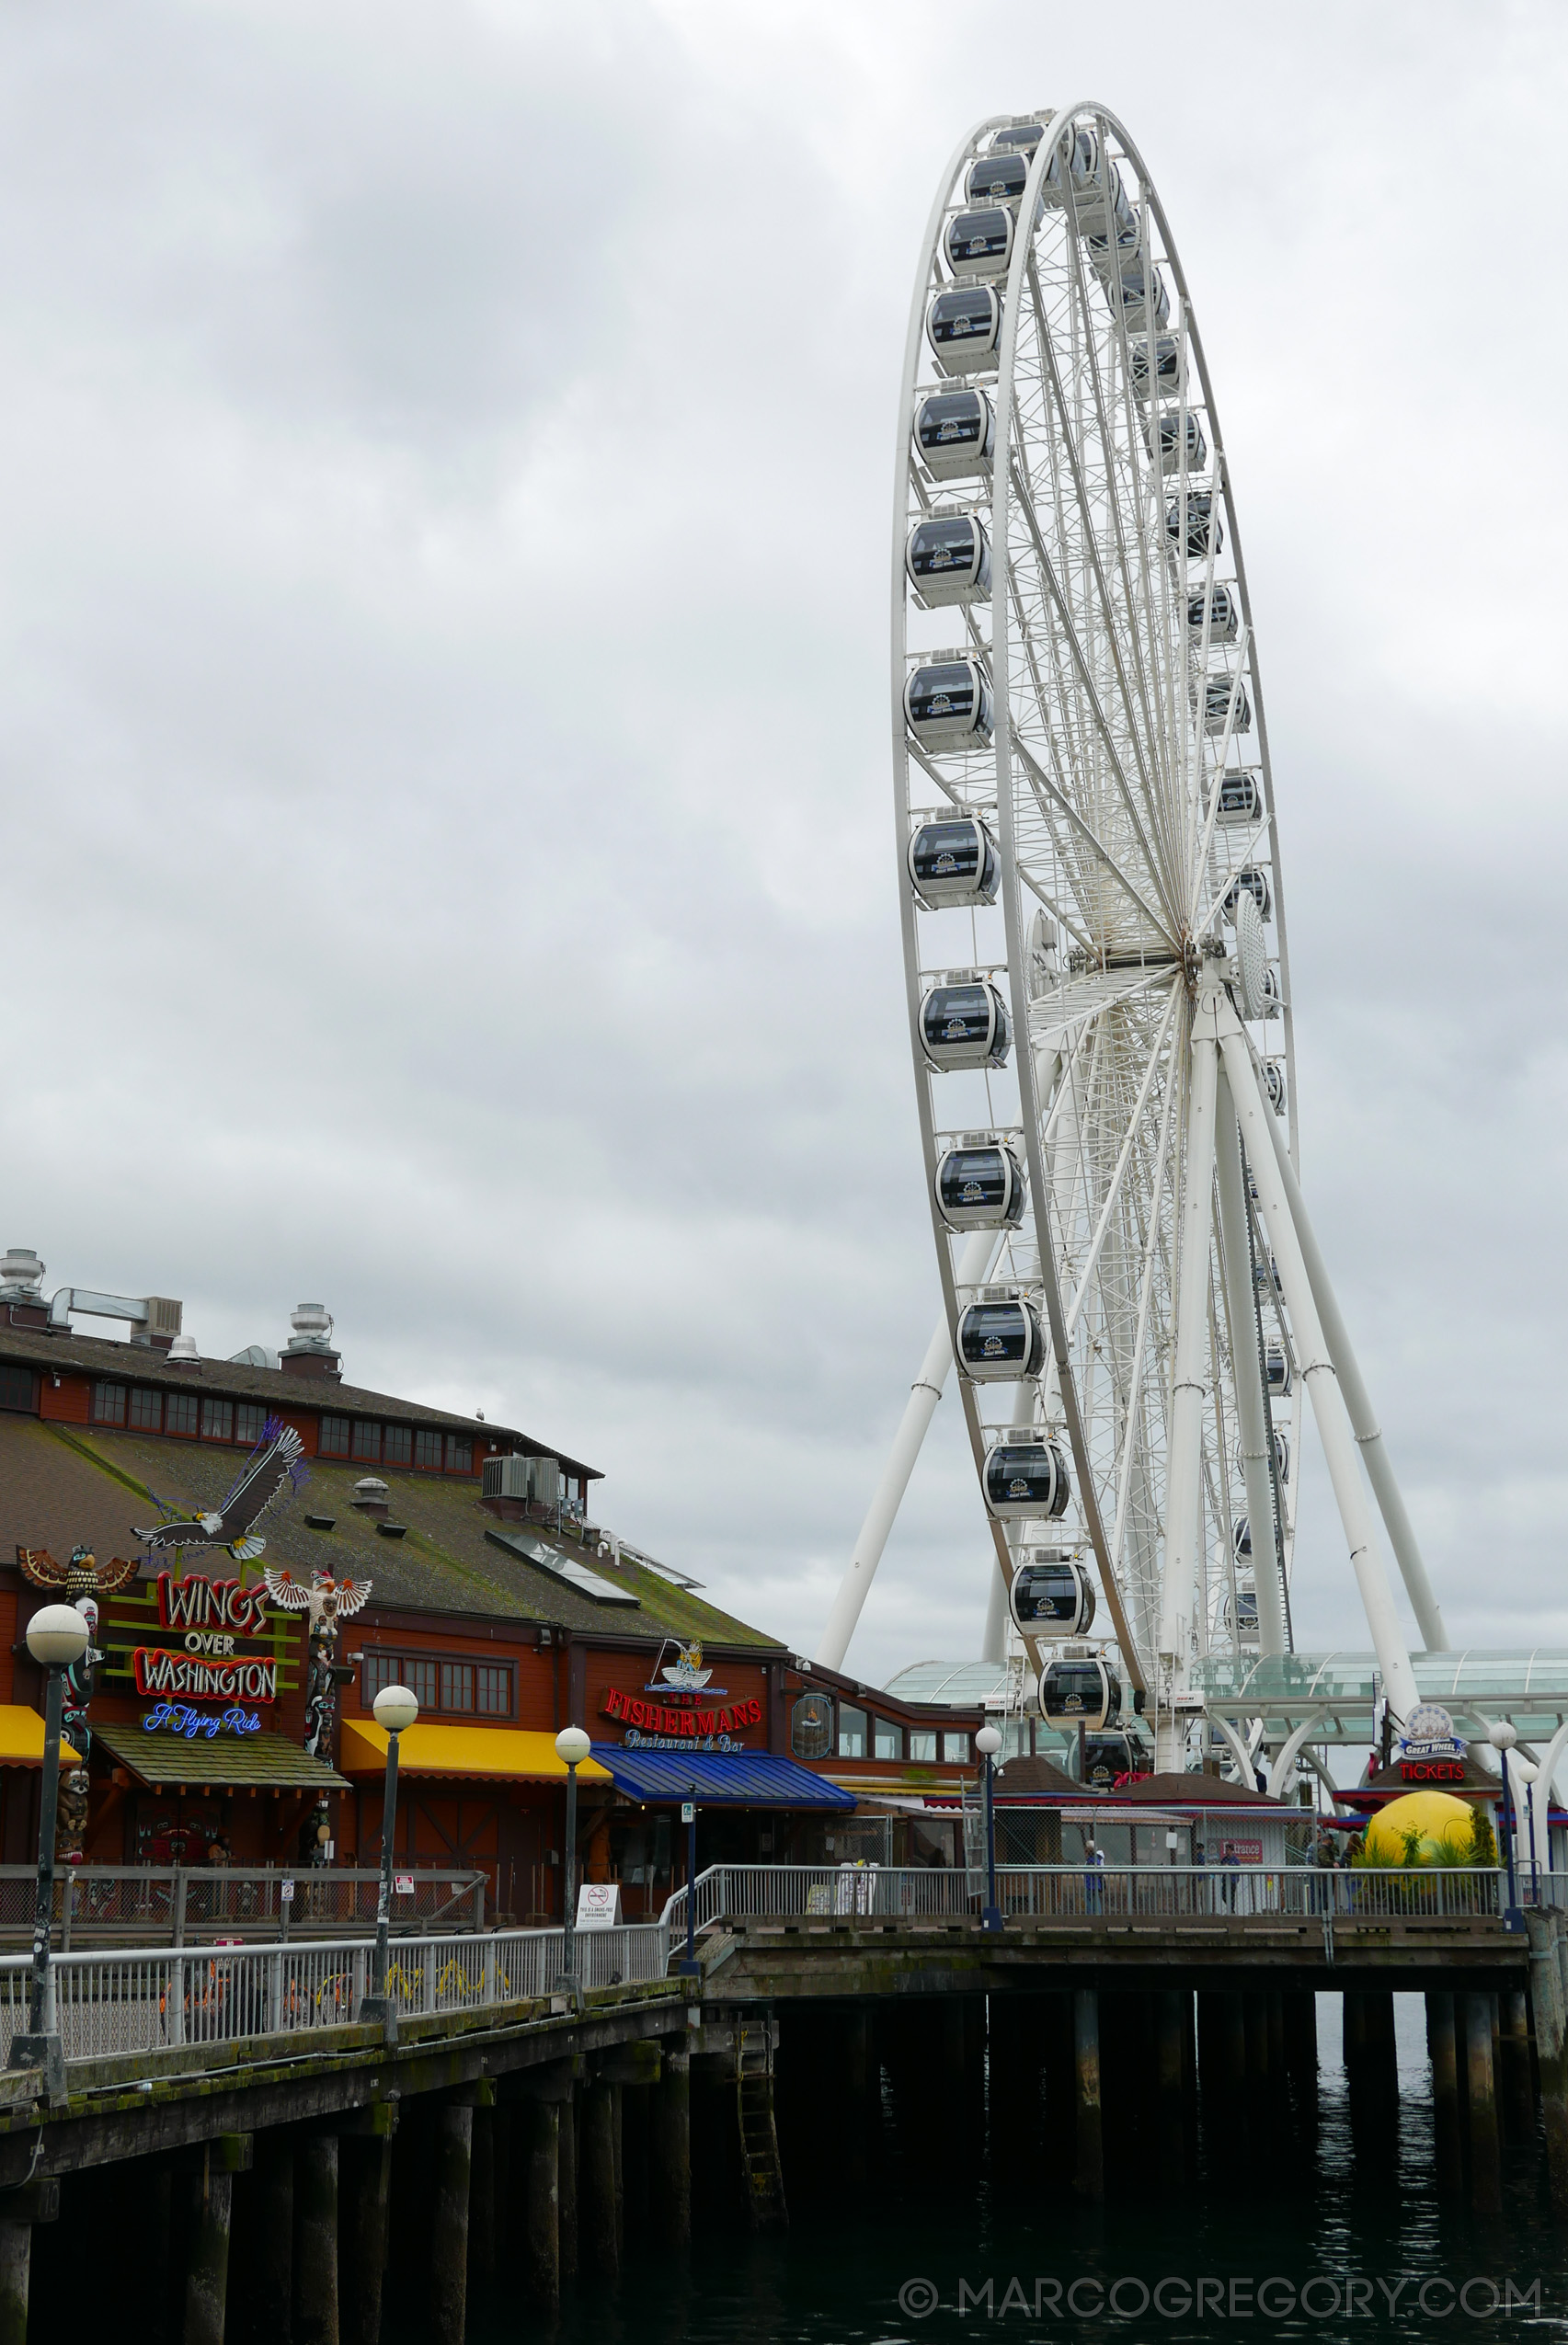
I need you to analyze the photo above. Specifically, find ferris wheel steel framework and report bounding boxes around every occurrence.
[816,102,1445,1752]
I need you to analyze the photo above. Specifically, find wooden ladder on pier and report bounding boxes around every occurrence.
[737,2024,788,2228]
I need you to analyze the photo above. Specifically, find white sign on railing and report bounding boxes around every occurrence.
[577,1883,622,1929]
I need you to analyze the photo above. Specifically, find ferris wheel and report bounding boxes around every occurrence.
[818,103,1447,1768]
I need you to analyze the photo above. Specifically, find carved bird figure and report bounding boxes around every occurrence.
[260,1567,371,1640]
[16,1545,139,1597]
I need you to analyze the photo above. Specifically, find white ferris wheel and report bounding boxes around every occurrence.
[818,103,1447,1777]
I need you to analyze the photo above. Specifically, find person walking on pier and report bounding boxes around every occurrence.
[1083,1836,1104,1915]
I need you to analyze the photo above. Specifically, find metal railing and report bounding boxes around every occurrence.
[662,1862,1537,1931]
[13,1866,487,1947]
[0,1918,670,2068]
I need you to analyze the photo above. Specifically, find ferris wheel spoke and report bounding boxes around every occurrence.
[1024,247,1185,883]
[1005,458,1181,932]
[1013,736,1176,944]
[1060,982,1180,1341]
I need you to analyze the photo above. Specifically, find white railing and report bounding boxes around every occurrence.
[662,1862,1538,1931]
[0,1918,670,2069]
[4,1866,488,1946]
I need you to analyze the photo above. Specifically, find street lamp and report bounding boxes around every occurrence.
[9,1602,89,2091]
[362,1683,418,2030]
[1488,1720,1523,1925]
[976,1725,1003,1933]
[678,1788,700,1978]
[555,1724,591,1994]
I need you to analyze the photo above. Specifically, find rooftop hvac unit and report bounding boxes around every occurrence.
[483,1454,561,1505]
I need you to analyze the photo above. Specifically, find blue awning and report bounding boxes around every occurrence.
[590,1744,854,1810]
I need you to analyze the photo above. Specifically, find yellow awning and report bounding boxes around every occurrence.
[0,1707,80,1768]
[339,1721,612,1784]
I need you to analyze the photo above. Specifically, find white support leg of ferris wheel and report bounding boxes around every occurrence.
[1214,1074,1287,1656]
[1218,1015,1422,1724]
[1157,976,1222,1765]
[815,1224,1003,1672]
[1253,1086,1448,1653]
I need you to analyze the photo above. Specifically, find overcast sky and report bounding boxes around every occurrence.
[2,1,1564,1689]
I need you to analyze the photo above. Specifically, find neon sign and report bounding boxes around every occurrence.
[141,1702,261,1740]
[133,1649,277,1702]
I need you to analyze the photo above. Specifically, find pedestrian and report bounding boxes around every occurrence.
[1084,1836,1104,1915]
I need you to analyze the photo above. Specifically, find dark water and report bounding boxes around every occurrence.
[468,1998,1566,2345]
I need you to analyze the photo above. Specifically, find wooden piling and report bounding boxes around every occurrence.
[429,2106,473,2345]
[1500,1989,1533,2143]
[1527,1909,1568,2216]
[649,2048,691,2248]
[1426,1993,1462,2197]
[1155,1990,1185,2192]
[559,2088,578,2280]
[1283,1991,1319,2130]
[580,2079,620,2280]
[254,2135,293,2345]
[842,2006,871,2191]
[340,2137,393,2345]
[0,2226,29,2345]
[1072,1988,1104,2200]
[622,2082,650,2237]
[1198,1990,1247,2157]
[468,2106,496,2294]
[182,2157,234,2345]
[292,2137,338,2345]
[1463,1991,1502,2214]
[512,2096,561,2305]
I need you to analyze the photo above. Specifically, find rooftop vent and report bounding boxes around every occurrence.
[0,1249,49,1329]
[166,1334,200,1366]
[281,1301,341,1382]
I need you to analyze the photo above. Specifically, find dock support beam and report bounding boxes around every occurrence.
[650,2047,691,2248]
[0,2227,29,2345]
[293,2137,338,2345]
[1528,1909,1568,2215]
[580,2080,620,2279]
[514,2096,562,2305]
[1464,1992,1502,2214]
[429,2106,472,2345]
[1156,1992,1185,2191]
[1073,1989,1104,2199]
[1426,1993,1462,2197]
[255,2135,293,2345]
[1500,1990,1533,2143]
[183,2163,234,2345]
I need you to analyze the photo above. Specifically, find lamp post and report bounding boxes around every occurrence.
[679,1790,700,1977]
[1489,1720,1522,1924]
[362,1683,418,2030]
[555,1724,591,1993]
[976,1725,1002,1932]
[10,1602,89,2090]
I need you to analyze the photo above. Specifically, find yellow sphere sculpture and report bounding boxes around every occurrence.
[1362,1790,1477,1865]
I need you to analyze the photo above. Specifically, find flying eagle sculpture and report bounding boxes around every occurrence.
[132,1417,307,1562]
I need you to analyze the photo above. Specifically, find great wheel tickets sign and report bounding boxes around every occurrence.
[113,1570,292,1706]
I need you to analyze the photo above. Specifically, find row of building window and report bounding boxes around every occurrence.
[85,1384,477,1473]
[319,1416,474,1474]
[790,1693,969,1766]
[92,1383,270,1444]
[362,1649,512,1719]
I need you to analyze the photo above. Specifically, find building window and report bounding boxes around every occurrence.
[0,1365,37,1413]
[414,1429,442,1471]
[166,1392,199,1437]
[235,1401,267,1447]
[476,1665,510,1716]
[943,1731,971,1762]
[383,1424,412,1468]
[873,1719,902,1761]
[445,1436,473,1474]
[363,1651,511,1720]
[908,1731,937,1763]
[129,1387,163,1432]
[351,1421,382,1463]
[319,1415,351,1458]
[838,1704,866,1760]
[791,1694,832,1759]
[201,1398,234,1442]
[91,1381,127,1426]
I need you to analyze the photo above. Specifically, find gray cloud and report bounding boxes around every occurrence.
[1,0,1563,1687]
